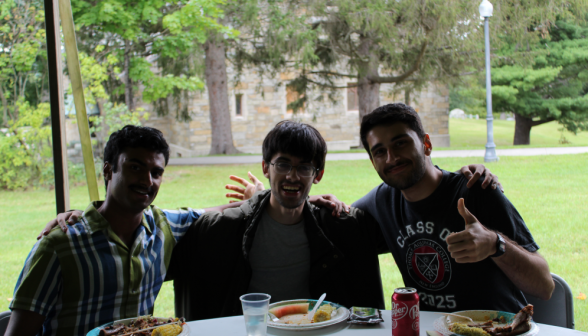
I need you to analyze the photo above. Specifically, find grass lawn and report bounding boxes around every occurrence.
[447,119,588,149]
[1,154,587,331]
[324,119,588,154]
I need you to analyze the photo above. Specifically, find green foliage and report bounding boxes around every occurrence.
[71,0,235,119]
[70,52,111,106]
[233,0,586,111]
[89,102,150,139]
[0,0,47,125]
[449,78,486,116]
[490,19,588,134]
[0,99,53,190]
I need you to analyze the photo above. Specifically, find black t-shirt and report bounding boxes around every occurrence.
[353,169,539,313]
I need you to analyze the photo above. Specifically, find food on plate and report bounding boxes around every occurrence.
[269,303,309,318]
[484,305,534,336]
[313,303,336,322]
[98,316,184,336]
[449,305,534,336]
[151,324,183,336]
[450,323,490,336]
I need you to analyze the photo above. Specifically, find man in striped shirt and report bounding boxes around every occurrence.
[8,125,342,336]
[6,126,209,336]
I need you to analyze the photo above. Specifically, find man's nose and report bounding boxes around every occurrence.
[140,171,153,186]
[385,149,396,164]
[286,167,301,181]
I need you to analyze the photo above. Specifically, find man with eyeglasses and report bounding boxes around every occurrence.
[167,120,390,321]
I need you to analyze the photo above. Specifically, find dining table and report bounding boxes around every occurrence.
[185,311,588,336]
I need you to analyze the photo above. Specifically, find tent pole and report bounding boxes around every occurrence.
[44,0,70,213]
[58,0,100,201]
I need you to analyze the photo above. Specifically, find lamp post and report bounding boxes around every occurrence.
[480,0,499,162]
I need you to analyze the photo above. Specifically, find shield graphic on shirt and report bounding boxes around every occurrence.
[407,239,451,291]
[415,252,439,283]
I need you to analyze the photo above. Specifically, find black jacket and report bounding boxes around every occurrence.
[168,190,389,321]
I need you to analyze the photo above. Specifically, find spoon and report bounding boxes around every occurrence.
[268,312,280,322]
[308,293,327,322]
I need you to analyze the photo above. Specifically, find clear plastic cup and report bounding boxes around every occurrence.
[240,293,271,336]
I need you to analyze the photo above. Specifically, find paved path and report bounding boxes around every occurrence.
[168,146,588,165]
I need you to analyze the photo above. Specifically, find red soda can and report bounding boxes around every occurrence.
[392,287,419,336]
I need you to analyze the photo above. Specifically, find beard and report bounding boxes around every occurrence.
[272,189,307,209]
[269,178,309,209]
[379,156,427,190]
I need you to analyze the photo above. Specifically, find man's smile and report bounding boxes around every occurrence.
[385,162,410,175]
[281,183,302,195]
[130,185,152,197]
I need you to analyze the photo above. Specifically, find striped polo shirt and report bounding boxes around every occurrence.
[9,202,203,336]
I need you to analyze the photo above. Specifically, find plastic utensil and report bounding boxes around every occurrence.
[307,293,327,322]
[436,312,474,322]
[268,312,280,322]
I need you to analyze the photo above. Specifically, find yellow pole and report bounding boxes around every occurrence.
[58,0,100,201]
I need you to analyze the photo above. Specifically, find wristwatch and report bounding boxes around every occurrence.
[490,233,506,258]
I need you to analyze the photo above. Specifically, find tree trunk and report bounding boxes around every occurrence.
[124,39,134,111]
[205,37,240,155]
[514,113,533,145]
[357,76,380,123]
[0,85,8,126]
[356,38,381,148]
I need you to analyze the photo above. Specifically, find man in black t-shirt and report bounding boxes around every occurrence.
[353,103,554,313]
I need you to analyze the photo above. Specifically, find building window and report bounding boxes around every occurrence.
[347,83,359,111]
[286,85,305,114]
[235,94,243,116]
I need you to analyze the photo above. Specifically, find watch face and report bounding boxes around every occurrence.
[490,234,506,258]
[497,234,506,253]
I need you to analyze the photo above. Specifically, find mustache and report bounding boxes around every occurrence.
[129,184,154,194]
[383,161,409,174]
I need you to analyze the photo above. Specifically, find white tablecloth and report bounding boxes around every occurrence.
[186,311,587,336]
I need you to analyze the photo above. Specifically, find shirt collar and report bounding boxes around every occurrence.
[82,201,153,235]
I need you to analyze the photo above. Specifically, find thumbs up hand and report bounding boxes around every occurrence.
[445,198,498,263]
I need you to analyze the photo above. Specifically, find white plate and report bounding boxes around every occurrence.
[432,310,539,336]
[267,299,350,331]
[86,316,190,336]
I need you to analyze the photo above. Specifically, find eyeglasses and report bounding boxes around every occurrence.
[270,162,318,177]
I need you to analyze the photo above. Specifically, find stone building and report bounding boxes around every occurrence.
[65,69,450,158]
[141,69,450,157]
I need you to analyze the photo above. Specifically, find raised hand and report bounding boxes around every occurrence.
[445,198,497,263]
[37,210,83,240]
[460,164,504,193]
[225,172,265,203]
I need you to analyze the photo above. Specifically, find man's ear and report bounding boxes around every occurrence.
[103,162,113,182]
[423,134,433,156]
[313,169,325,184]
[262,161,270,179]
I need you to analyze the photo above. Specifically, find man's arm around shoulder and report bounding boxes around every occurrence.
[5,309,45,336]
[349,207,390,255]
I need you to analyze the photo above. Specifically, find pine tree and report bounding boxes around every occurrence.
[491,19,588,145]
[233,0,585,147]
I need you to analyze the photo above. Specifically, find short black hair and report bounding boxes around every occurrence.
[103,125,170,188]
[360,103,426,156]
[262,121,327,171]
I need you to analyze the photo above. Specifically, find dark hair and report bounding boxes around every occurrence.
[360,103,426,156]
[262,121,327,171]
[103,125,170,188]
